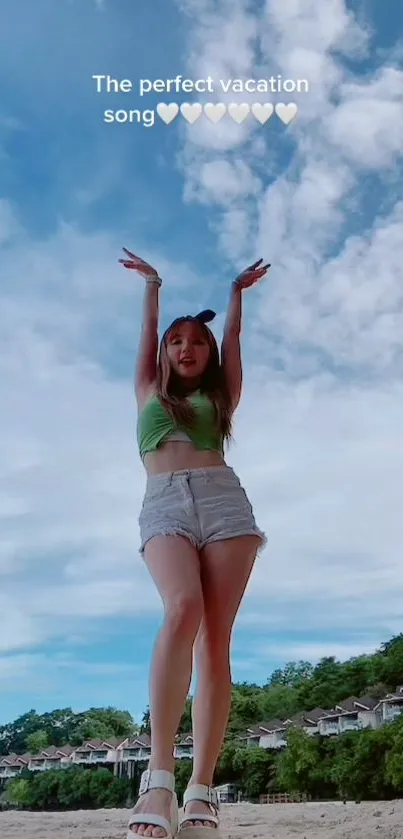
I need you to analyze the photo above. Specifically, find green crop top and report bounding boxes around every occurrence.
[137,390,223,460]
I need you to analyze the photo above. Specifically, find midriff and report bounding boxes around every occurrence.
[143,440,226,475]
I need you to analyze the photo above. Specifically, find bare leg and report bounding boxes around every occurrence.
[183,536,259,829]
[131,536,203,838]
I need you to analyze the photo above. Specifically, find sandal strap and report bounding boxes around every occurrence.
[128,773,178,838]
[180,783,220,830]
[183,784,219,811]
[139,768,175,795]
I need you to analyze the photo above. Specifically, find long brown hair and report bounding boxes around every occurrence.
[156,317,233,443]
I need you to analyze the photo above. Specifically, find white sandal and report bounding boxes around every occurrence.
[127,768,178,838]
[178,784,220,837]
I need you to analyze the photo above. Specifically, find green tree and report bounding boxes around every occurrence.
[297,656,345,709]
[269,661,313,688]
[258,685,299,722]
[226,686,262,736]
[178,698,193,734]
[140,707,150,735]
[0,710,42,755]
[329,727,394,801]
[378,635,403,688]
[4,777,33,808]
[233,746,275,798]
[215,740,241,786]
[26,730,49,754]
[384,716,403,793]
[0,706,137,756]
[69,707,137,745]
[276,727,320,795]
[342,655,379,697]
[29,769,61,810]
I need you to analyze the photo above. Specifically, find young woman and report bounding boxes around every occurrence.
[119,248,269,839]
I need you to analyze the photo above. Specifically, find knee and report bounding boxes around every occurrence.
[195,623,231,670]
[164,594,203,640]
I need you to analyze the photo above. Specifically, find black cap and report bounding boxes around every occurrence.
[162,309,216,340]
[194,309,216,323]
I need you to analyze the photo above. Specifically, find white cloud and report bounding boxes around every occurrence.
[324,68,403,168]
[0,600,47,653]
[263,0,370,57]
[194,159,261,203]
[255,200,403,372]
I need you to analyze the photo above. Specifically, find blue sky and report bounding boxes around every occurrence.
[1,0,403,729]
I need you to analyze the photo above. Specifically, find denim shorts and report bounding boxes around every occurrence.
[138,465,266,554]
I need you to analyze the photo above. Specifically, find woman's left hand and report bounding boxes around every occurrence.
[233,258,270,290]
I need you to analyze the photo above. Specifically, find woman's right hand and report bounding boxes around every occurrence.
[118,247,159,280]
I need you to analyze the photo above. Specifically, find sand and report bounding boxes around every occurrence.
[1,800,402,839]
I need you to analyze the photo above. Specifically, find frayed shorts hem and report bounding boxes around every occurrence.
[139,528,199,555]
[139,527,267,557]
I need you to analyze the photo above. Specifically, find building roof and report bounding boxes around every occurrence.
[124,734,151,747]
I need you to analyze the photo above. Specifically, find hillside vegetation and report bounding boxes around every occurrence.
[2,634,403,808]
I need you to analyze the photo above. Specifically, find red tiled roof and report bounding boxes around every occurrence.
[124,734,151,747]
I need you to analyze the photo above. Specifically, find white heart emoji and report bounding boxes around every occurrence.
[275,102,298,125]
[227,103,250,124]
[180,103,203,124]
[204,103,226,123]
[251,102,274,124]
[156,103,179,124]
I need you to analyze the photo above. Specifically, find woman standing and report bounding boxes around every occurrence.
[120,248,269,839]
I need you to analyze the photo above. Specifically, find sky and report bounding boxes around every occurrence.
[1,0,403,729]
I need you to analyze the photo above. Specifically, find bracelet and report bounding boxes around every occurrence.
[146,275,162,287]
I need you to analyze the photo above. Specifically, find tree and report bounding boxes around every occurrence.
[0,706,137,756]
[384,716,403,793]
[233,746,275,798]
[3,778,32,808]
[5,766,131,811]
[26,730,49,754]
[342,655,380,697]
[258,685,299,722]
[215,741,242,786]
[226,686,262,736]
[69,707,137,745]
[0,710,43,755]
[276,727,320,795]
[297,657,345,709]
[329,724,396,802]
[178,698,193,734]
[378,635,403,688]
[269,661,313,688]
[140,708,150,735]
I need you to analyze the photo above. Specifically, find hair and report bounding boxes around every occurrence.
[156,316,233,442]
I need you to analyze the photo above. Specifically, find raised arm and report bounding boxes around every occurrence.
[135,278,160,402]
[119,248,161,404]
[221,259,270,412]
[221,282,243,411]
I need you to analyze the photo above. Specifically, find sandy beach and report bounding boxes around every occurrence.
[1,800,402,838]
